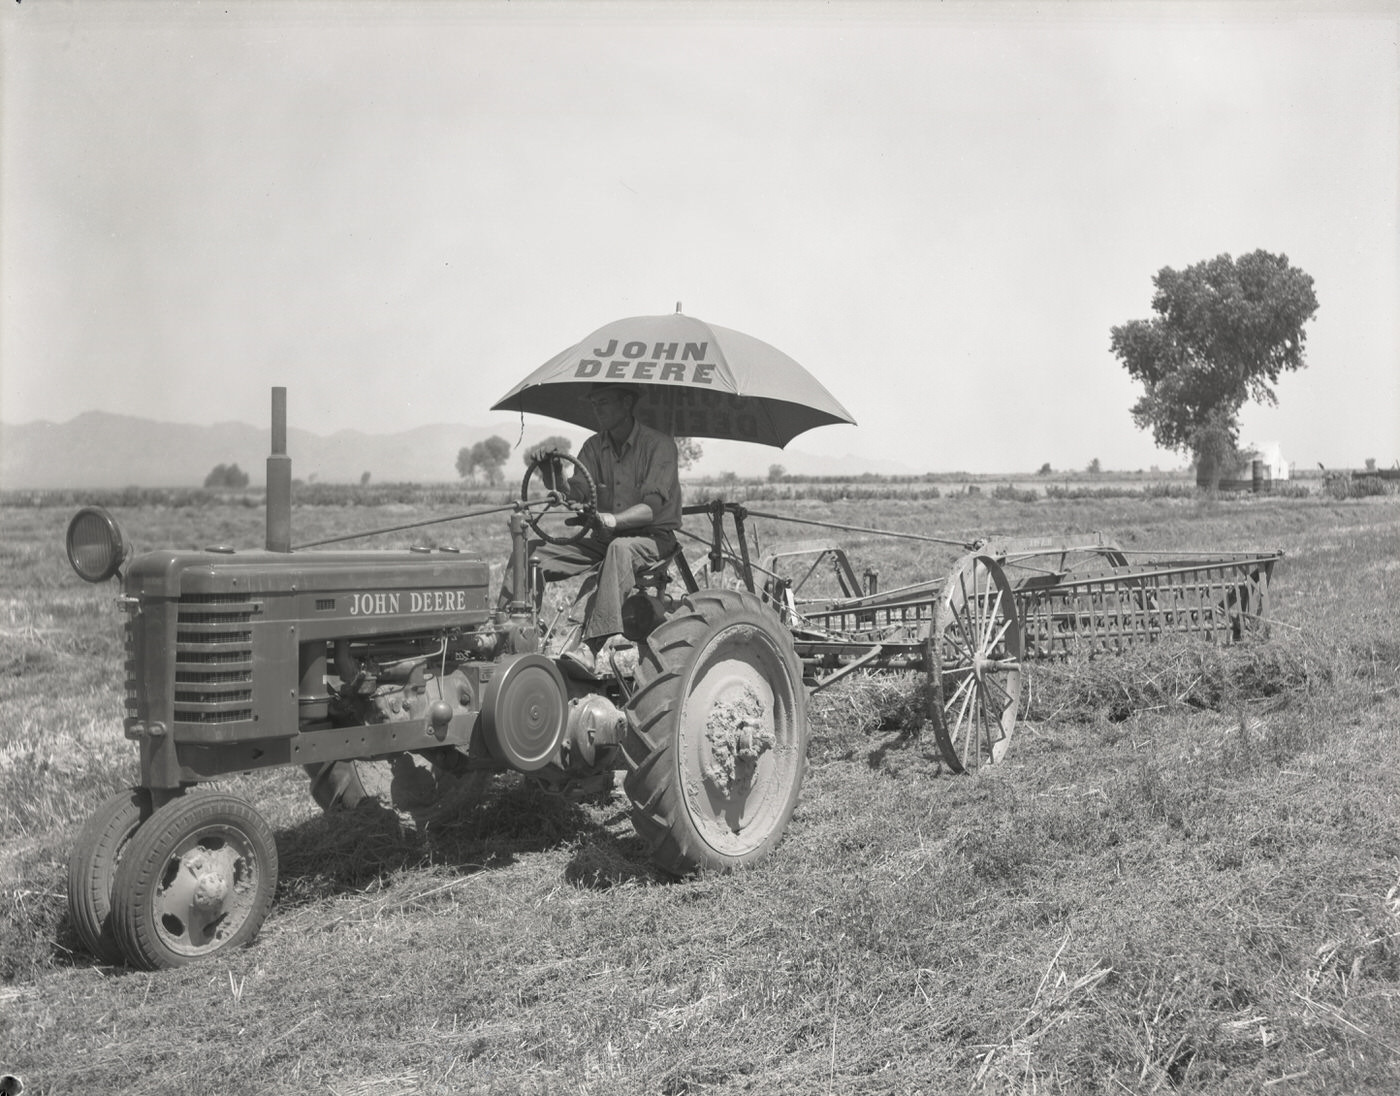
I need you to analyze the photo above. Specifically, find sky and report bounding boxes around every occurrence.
[2,0,1397,477]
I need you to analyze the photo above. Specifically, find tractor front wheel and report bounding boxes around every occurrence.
[622,589,808,876]
[110,791,278,970]
[67,787,155,964]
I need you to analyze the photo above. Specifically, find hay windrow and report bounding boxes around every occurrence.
[1024,635,1337,726]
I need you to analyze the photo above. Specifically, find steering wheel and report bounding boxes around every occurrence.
[520,450,598,546]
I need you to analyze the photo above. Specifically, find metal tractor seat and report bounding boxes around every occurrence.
[631,541,699,597]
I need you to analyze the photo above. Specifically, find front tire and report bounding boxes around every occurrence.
[67,787,154,964]
[622,589,808,876]
[110,791,278,970]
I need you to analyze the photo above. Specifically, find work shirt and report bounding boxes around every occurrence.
[572,419,682,533]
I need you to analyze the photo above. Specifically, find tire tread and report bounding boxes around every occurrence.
[621,588,807,877]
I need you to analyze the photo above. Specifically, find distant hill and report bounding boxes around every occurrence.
[0,412,917,489]
[0,412,587,490]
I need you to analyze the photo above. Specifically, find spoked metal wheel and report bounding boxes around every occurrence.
[110,791,278,970]
[927,554,1024,773]
[622,589,808,875]
[67,787,155,964]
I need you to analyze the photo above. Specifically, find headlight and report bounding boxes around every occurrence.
[66,506,128,583]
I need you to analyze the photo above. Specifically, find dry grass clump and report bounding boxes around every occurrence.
[1026,634,1335,727]
[809,674,926,754]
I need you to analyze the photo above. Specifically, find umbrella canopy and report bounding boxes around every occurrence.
[491,311,856,448]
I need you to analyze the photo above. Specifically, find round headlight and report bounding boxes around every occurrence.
[66,506,128,583]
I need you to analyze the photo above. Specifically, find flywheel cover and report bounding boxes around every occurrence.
[481,653,569,771]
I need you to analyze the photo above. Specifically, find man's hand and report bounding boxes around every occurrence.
[564,508,616,538]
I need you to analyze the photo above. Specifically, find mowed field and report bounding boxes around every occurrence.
[2,490,1398,1095]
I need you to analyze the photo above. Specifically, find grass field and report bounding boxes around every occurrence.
[2,490,1398,1095]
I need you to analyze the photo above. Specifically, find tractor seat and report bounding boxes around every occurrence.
[632,542,686,594]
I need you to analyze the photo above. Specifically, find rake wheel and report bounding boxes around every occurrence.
[927,554,1024,773]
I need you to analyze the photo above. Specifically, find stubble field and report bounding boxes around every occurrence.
[1,489,1398,1095]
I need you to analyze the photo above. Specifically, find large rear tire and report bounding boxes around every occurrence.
[622,589,808,876]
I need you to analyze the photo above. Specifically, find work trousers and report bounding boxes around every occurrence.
[502,530,676,642]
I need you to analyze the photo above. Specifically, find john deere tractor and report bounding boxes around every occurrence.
[64,390,808,969]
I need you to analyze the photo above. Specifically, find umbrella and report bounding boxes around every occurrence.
[491,310,856,448]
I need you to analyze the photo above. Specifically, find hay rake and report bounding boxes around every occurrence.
[676,503,1282,774]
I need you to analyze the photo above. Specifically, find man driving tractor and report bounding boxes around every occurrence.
[497,381,682,677]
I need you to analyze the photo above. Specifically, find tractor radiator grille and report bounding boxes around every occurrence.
[172,591,257,723]
[124,619,138,717]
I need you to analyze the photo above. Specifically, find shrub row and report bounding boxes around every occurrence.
[1325,474,1397,500]
[6,479,1341,510]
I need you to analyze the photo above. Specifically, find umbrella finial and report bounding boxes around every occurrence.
[675,301,682,314]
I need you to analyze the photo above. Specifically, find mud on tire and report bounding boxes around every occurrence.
[621,588,809,876]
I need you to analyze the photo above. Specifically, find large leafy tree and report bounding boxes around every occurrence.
[455,436,511,485]
[204,462,249,489]
[1110,250,1318,486]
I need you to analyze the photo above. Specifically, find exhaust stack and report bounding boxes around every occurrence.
[267,387,292,552]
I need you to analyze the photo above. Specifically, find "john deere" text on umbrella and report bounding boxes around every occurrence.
[574,340,718,385]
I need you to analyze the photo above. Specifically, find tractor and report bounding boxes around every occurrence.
[64,390,805,970]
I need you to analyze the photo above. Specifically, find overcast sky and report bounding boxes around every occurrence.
[2,0,1396,476]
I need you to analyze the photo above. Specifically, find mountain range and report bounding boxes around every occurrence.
[0,411,914,490]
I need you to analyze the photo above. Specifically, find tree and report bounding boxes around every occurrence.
[360,471,372,486]
[675,437,703,471]
[1086,457,1101,475]
[456,437,510,484]
[1037,462,1052,476]
[523,435,573,467]
[204,462,249,489]
[1110,250,1318,488]
[767,464,786,482]
[455,446,475,479]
